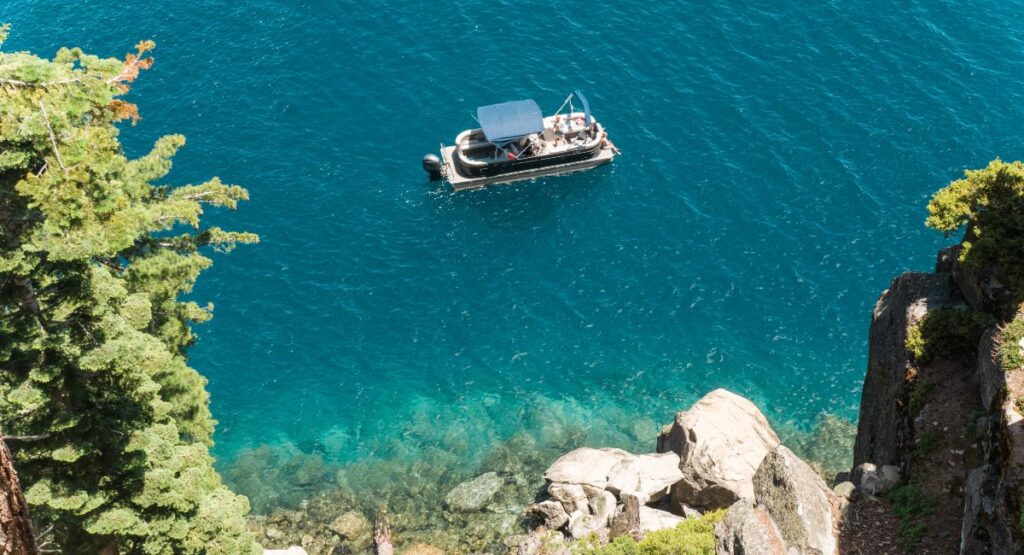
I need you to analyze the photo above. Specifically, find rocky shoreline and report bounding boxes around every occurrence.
[256,240,1024,554]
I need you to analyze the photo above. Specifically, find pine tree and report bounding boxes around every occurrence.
[0,27,260,553]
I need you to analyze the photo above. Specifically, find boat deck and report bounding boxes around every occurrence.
[441,145,615,191]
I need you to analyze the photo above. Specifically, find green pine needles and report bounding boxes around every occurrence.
[927,159,1024,298]
[0,28,259,553]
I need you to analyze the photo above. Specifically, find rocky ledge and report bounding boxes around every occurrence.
[518,389,849,555]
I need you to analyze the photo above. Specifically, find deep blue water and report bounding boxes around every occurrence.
[6,0,1024,512]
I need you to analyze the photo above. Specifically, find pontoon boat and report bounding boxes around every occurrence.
[422,91,617,191]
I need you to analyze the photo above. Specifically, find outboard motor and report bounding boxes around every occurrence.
[422,154,442,180]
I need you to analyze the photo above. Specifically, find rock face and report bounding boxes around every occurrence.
[960,464,1018,555]
[658,389,781,510]
[544,448,633,489]
[853,271,957,469]
[977,327,1004,413]
[961,318,1024,555]
[715,499,785,555]
[752,445,836,555]
[605,452,682,503]
[445,472,505,512]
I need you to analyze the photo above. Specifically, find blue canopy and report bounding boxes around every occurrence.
[574,90,592,127]
[477,99,544,145]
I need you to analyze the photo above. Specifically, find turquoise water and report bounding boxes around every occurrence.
[7,0,1024,521]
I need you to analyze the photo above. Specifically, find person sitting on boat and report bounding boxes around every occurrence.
[601,131,621,155]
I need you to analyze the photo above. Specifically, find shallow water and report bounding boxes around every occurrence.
[6,0,1024,532]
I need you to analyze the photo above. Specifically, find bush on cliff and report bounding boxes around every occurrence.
[905,308,993,364]
[999,315,1024,370]
[572,510,726,555]
[0,28,258,553]
[926,159,1024,299]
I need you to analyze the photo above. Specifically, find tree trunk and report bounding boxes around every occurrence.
[0,433,38,555]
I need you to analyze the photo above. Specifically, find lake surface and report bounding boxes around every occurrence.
[6,0,1024,526]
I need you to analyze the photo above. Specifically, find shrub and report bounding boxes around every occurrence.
[905,308,994,364]
[885,483,936,551]
[926,159,1024,299]
[572,510,726,555]
[999,316,1024,370]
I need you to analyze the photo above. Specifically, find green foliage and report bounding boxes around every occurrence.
[1000,316,1024,370]
[885,483,936,552]
[572,510,726,555]
[914,432,938,460]
[0,31,258,553]
[905,308,994,364]
[926,159,1024,297]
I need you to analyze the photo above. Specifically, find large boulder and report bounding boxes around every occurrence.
[658,389,781,510]
[752,445,836,555]
[715,499,786,555]
[605,452,683,503]
[544,448,633,489]
[853,272,957,469]
[444,472,504,512]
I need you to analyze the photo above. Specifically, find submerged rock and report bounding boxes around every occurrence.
[543,447,633,489]
[262,548,307,555]
[658,389,781,510]
[752,445,836,555]
[328,510,371,541]
[403,544,445,555]
[445,471,505,512]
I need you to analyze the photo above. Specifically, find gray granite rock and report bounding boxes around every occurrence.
[714,499,785,555]
[544,447,634,489]
[605,452,682,504]
[753,445,836,555]
[527,500,569,530]
[658,389,781,510]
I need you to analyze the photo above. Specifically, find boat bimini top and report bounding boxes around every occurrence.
[476,90,593,146]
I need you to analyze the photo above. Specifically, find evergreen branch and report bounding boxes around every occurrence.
[3,433,50,442]
[37,101,68,176]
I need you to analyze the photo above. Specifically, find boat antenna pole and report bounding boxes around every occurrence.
[553,93,573,117]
